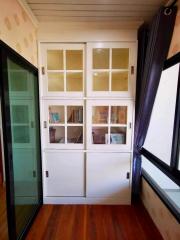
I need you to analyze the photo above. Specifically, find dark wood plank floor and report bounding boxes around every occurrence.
[26,202,163,240]
[0,184,8,240]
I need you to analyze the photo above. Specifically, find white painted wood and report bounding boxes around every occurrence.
[86,152,131,201]
[34,10,153,17]
[27,0,164,22]
[44,152,84,196]
[29,4,158,12]
[39,39,136,204]
[86,99,133,151]
[86,42,137,98]
[37,16,144,22]
[43,196,131,205]
[27,0,163,4]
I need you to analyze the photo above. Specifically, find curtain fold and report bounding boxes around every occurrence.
[132,6,177,200]
[135,24,149,119]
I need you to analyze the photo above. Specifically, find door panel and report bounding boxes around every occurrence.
[87,153,131,201]
[44,152,84,196]
[0,45,42,240]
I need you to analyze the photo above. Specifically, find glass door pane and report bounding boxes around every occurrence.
[112,48,129,69]
[45,45,84,95]
[47,50,64,70]
[2,56,42,239]
[93,72,109,91]
[92,106,109,124]
[93,48,109,69]
[111,106,127,124]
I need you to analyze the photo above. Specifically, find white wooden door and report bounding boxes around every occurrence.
[40,43,85,98]
[43,99,84,149]
[86,42,137,98]
[87,153,131,202]
[44,152,84,197]
[86,99,133,151]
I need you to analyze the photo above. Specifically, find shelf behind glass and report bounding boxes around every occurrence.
[49,106,64,124]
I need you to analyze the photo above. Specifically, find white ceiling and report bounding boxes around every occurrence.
[26,0,167,23]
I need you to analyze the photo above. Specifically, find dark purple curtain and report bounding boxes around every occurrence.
[132,6,177,200]
[135,24,149,119]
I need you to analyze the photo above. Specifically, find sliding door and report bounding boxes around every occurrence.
[0,42,42,240]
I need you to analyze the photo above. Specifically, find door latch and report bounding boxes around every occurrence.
[44,121,47,128]
[41,67,45,75]
[45,171,49,178]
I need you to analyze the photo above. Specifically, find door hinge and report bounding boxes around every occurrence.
[41,67,45,75]
[131,66,134,75]
[126,172,130,179]
[45,171,49,178]
[44,121,47,128]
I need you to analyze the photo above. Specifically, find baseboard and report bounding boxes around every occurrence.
[43,196,131,205]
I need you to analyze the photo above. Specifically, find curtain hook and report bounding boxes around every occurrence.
[164,7,173,15]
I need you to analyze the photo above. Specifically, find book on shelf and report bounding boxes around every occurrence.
[68,107,83,123]
[118,107,127,124]
[49,112,60,123]
[110,133,125,144]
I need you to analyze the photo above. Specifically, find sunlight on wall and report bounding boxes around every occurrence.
[142,179,180,240]
[168,1,180,58]
[0,0,38,66]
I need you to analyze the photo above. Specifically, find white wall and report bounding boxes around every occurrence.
[38,21,138,43]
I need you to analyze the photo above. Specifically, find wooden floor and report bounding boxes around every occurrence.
[0,184,8,240]
[26,202,163,240]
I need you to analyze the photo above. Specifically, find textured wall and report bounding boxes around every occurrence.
[168,1,180,58]
[141,179,180,240]
[0,0,38,66]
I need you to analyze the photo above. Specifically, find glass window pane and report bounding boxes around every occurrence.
[13,126,30,143]
[7,59,41,238]
[67,126,83,143]
[111,106,127,124]
[112,48,129,69]
[92,106,109,124]
[67,106,83,123]
[144,63,179,165]
[9,72,28,92]
[47,50,63,70]
[66,72,83,92]
[92,127,108,144]
[49,126,65,143]
[66,50,83,70]
[110,127,126,144]
[48,73,64,92]
[93,48,109,69]
[111,71,128,91]
[49,106,64,123]
[93,72,109,91]
[12,105,29,124]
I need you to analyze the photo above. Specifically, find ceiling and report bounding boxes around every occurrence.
[26,0,167,23]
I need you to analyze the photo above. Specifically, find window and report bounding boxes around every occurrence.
[141,53,180,221]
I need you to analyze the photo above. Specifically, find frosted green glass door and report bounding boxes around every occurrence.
[1,48,42,240]
[8,59,41,238]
